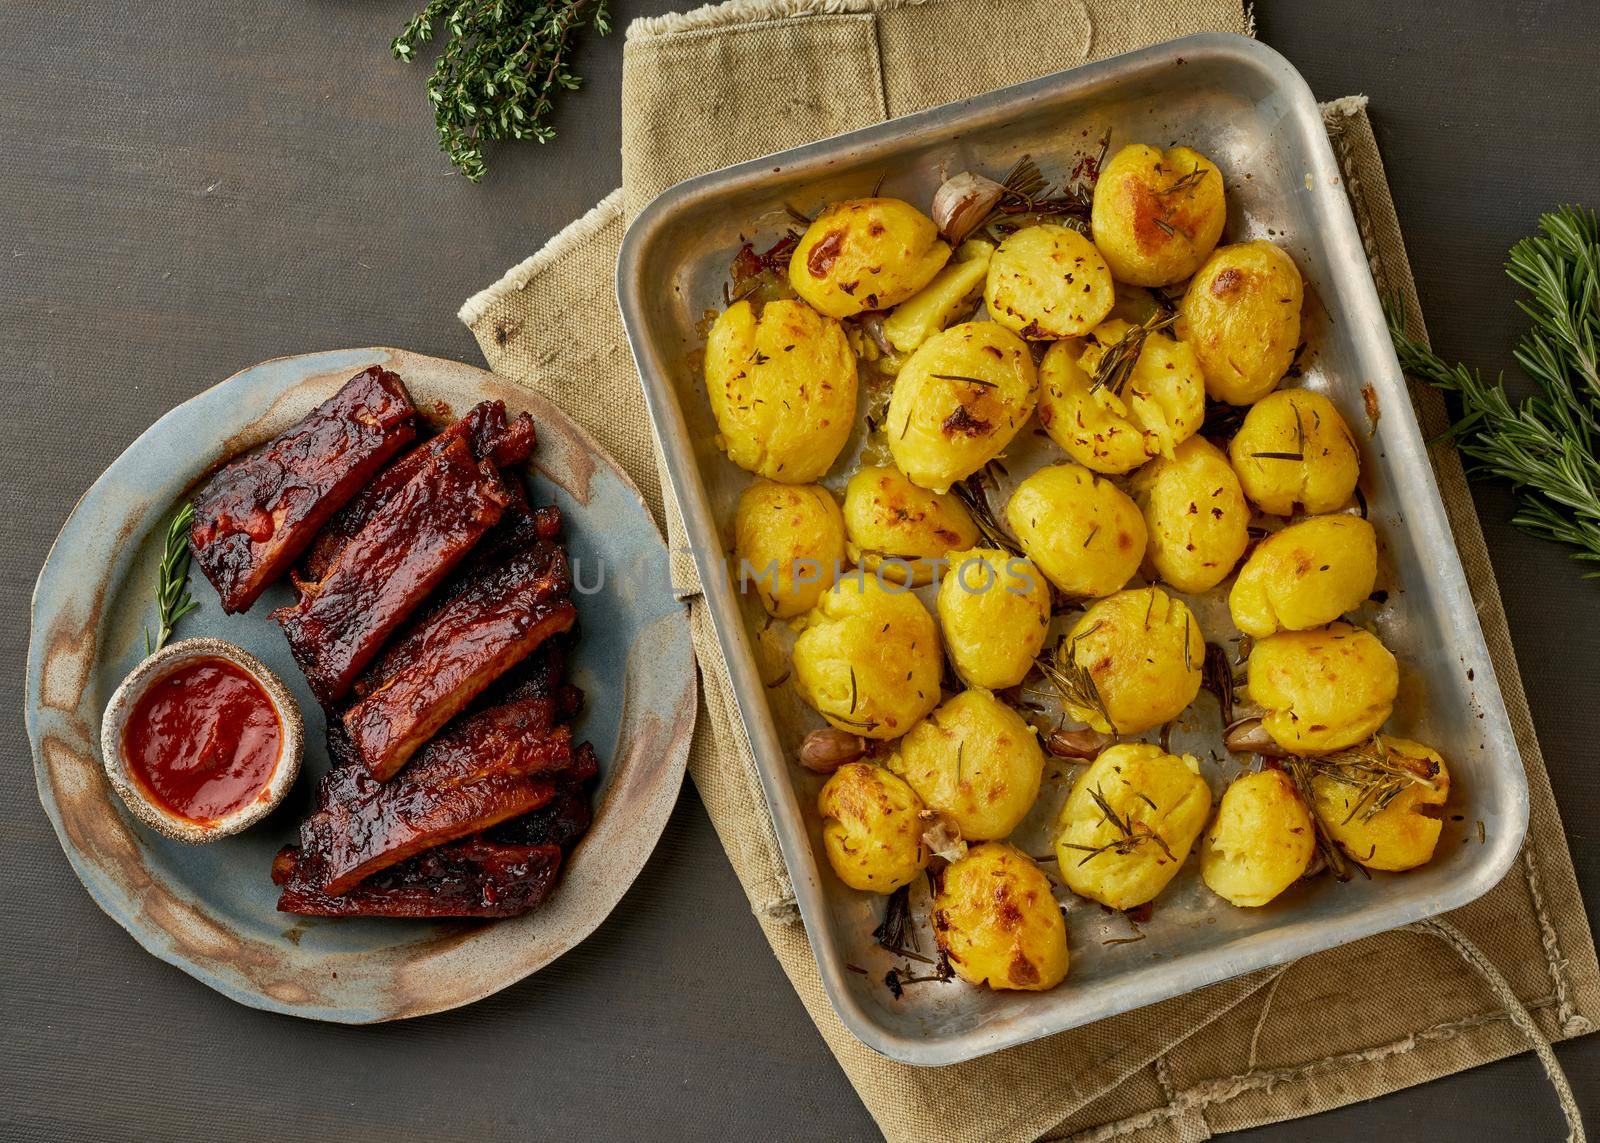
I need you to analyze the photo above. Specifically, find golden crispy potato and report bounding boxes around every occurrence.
[704,298,857,483]
[934,842,1069,991]
[842,465,979,586]
[937,548,1052,689]
[1131,436,1250,593]
[889,689,1044,840]
[1247,622,1398,755]
[1229,389,1361,516]
[792,574,941,740]
[1035,321,1206,474]
[1229,514,1378,638]
[788,197,951,319]
[1177,241,1304,405]
[1054,743,1211,910]
[733,481,846,618]
[885,321,1037,492]
[1200,769,1315,906]
[985,224,1115,340]
[1006,462,1146,598]
[817,762,928,893]
[881,239,994,355]
[1055,588,1202,735]
[1311,736,1449,872]
[1090,144,1227,287]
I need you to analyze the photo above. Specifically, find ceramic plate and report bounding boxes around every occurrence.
[25,347,696,1022]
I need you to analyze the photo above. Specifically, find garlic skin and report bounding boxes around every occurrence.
[932,171,1005,245]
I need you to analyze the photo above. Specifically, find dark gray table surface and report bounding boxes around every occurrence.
[4,2,1597,1139]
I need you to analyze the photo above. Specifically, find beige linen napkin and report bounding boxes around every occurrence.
[459,2,1600,1138]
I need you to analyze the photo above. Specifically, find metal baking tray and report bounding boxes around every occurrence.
[617,33,1528,1065]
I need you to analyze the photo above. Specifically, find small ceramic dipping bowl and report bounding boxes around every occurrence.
[100,637,303,844]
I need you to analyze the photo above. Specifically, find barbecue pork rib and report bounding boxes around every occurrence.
[297,701,579,894]
[190,366,417,613]
[273,438,509,705]
[299,399,535,582]
[342,536,576,780]
[273,837,564,919]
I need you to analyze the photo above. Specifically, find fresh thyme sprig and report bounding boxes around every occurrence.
[145,503,199,655]
[393,0,612,183]
[1388,205,1600,572]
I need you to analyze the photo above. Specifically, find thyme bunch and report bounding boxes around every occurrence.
[1388,205,1600,571]
[393,0,612,183]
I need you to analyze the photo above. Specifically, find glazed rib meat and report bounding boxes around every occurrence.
[273,438,509,704]
[273,837,564,919]
[190,366,417,613]
[341,533,576,780]
[297,700,579,894]
[299,399,535,582]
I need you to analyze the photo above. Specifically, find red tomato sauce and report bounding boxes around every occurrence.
[123,658,283,824]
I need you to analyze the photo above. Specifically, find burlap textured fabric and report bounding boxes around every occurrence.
[458,3,1600,1138]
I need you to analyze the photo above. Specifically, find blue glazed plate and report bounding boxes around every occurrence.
[25,348,696,1022]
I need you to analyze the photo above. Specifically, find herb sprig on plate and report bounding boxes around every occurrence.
[146,503,199,655]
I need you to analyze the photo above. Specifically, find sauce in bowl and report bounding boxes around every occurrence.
[122,657,283,825]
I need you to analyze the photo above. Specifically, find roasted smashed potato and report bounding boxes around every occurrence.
[1054,743,1212,910]
[886,320,1037,492]
[842,465,978,586]
[1229,389,1361,516]
[1311,737,1449,872]
[788,197,951,318]
[705,298,857,482]
[792,575,942,740]
[1229,514,1378,638]
[1177,241,1304,405]
[1035,321,1206,474]
[934,842,1069,991]
[1200,769,1315,907]
[816,762,928,893]
[733,480,846,617]
[1091,144,1226,287]
[881,239,994,355]
[889,689,1044,840]
[1007,462,1146,598]
[985,223,1115,340]
[1247,622,1398,755]
[1131,436,1250,594]
[1057,587,1203,735]
[937,548,1051,689]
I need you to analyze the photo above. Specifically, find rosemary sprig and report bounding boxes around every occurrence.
[1285,758,1354,882]
[393,0,612,183]
[1306,737,1442,825]
[1059,783,1175,865]
[951,467,1023,556]
[1088,309,1178,396]
[979,154,1093,235]
[1388,205,1600,572]
[1032,622,1114,731]
[1157,165,1209,198]
[145,503,199,655]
